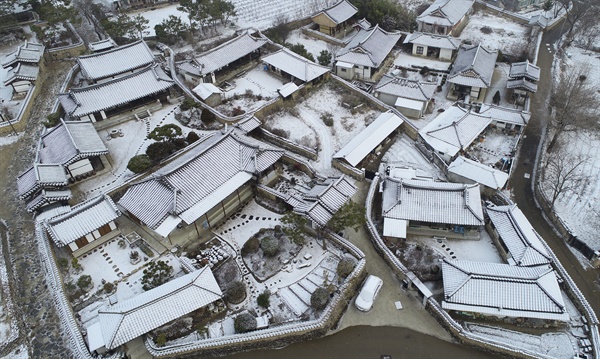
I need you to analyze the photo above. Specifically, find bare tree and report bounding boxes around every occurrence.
[547,66,600,152]
[542,146,589,208]
[557,0,600,36]
[270,14,291,44]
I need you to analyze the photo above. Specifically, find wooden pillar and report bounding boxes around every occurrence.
[194,221,201,237]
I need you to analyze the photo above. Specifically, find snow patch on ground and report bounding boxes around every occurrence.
[466,323,575,359]
[128,5,190,37]
[381,134,445,180]
[459,10,530,56]
[411,230,504,263]
[287,29,331,61]
[1,345,29,359]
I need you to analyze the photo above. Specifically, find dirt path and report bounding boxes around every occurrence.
[297,108,333,172]
[0,60,74,357]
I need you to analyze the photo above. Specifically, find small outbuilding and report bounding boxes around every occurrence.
[192,83,223,107]
[311,0,358,38]
[405,32,461,61]
[374,76,437,118]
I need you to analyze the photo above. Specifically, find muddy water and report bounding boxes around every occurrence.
[228,326,498,359]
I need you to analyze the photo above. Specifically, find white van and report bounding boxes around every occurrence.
[355,275,383,312]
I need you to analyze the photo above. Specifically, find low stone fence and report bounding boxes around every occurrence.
[46,21,86,61]
[260,128,318,160]
[145,234,366,358]
[474,0,531,24]
[0,84,38,135]
[35,226,121,359]
[331,159,364,180]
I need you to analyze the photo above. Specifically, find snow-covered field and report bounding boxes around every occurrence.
[227,65,283,99]
[287,29,331,61]
[459,10,530,56]
[393,51,451,71]
[411,231,504,263]
[264,83,380,174]
[541,131,600,251]
[129,0,337,36]
[541,43,600,252]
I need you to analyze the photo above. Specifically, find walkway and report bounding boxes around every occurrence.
[509,20,600,318]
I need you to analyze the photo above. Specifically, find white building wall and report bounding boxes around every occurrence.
[439,48,453,61]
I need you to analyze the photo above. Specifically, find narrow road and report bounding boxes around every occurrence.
[509,22,600,317]
[0,61,74,357]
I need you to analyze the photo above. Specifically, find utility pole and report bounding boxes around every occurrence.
[0,106,18,136]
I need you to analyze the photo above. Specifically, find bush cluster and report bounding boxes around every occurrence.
[234,313,257,333]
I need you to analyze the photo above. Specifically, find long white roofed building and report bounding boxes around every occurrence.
[382,178,484,240]
[77,40,155,83]
[262,48,330,84]
[178,31,268,85]
[486,203,551,267]
[118,130,284,237]
[441,259,569,321]
[88,266,222,353]
[58,64,174,121]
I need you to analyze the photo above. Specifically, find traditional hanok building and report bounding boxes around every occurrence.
[77,40,155,84]
[58,64,175,122]
[35,119,109,178]
[1,41,44,99]
[382,178,484,240]
[441,259,568,321]
[1,41,44,69]
[404,32,461,61]
[478,103,529,131]
[17,119,108,212]
[17,163,70,212]
[419,105,491,163]
[293,176,358,228]
[447,44,497,102]
[42,194,121,256]
[262,48,330,84]
[485,203,552,267]
[447,156,509,191]
[192,83,223,107]
[374,76,437,118]
[416,0,474,35]
[178,31,268,85]
[3,63,39,97]
[335,25,401,82]
[117,130,284,238]
[506,60,540,104]
[311,0,358,38]
[333,111,404,168]
[87,266,222,354]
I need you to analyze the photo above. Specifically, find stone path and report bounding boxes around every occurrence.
[0,61,75,357]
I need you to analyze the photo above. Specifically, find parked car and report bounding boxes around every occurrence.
[355,275,383,312]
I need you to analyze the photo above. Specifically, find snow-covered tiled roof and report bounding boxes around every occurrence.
[17,164,67,199]
[478,104,530,125]
[26,189,72,213]
[509,60,540,81]
[294,176,358,226]
[336,25,401,68]
[1,42,44,68]
[333,111,404,167]
[448,44,497,88]
[419,105,491,157]
[382,178,483,226]
[313,0,358,24]
[118,131,284,229]
[263,48,330,82]
[486,204,551,266]
[506,78,538,93]
[3,63,39,86]
[235,116,261,133]
[43,194,121,247]
[355,18,371,31]
[59,65,174,118]
[442,259,568,321]
[406,32,462,50]
[37,119,109,166]
[192,82,222,100]
[375,75,437,102]
[529,14,549,27]
[98,266,222,350]
[448,156,508,189]
[417,0,474,27]
[77,40,155,81]
[88,38,117,52]
[178,32,267,77]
